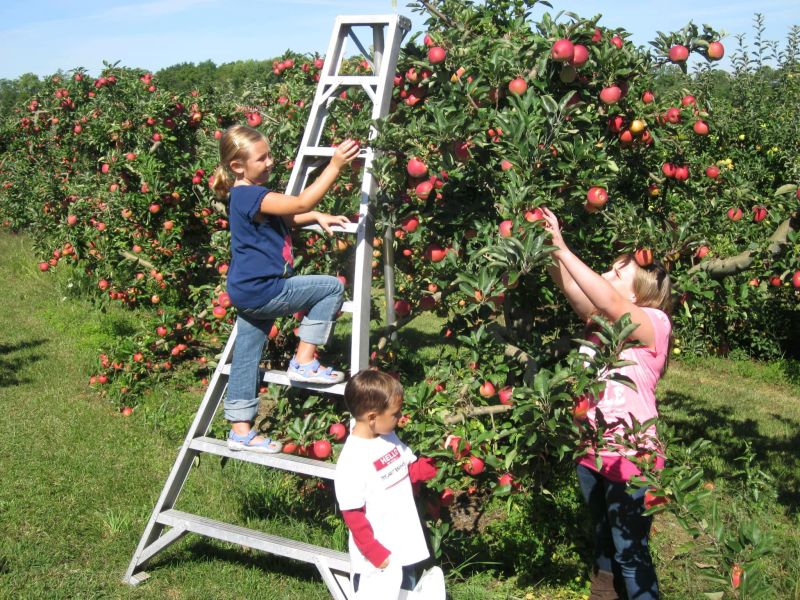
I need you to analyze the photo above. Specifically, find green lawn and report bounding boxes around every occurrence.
[1,230,799,599]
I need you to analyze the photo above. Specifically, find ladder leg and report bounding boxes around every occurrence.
[123,325,238,583]
[315,556,354,600]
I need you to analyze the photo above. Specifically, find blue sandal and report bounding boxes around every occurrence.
[227,429,283,454]
[286,358,344,384]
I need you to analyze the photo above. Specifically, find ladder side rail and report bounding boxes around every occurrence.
[123,324,238,582]
[284,16,354,196]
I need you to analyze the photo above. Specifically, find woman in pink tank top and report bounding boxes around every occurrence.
[541,208,673,600]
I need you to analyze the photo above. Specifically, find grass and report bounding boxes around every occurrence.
[1,229,799,599]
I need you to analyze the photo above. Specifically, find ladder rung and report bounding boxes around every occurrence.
[301,222,359,234]
[220,364,347,396]
[189,437,337,479]
[321,75,379,87]
[156,509,350,573]
[302,146,371,159]
[262,370,347,395]
[340,301,354,313]
[336,14,404,25]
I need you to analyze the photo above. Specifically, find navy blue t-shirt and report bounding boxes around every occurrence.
[226,185,294,309]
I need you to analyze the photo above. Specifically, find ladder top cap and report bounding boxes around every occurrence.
[335,14,412,27]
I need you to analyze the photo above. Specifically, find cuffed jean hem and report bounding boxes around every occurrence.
[224,397,260,422]
[298,317,335,346]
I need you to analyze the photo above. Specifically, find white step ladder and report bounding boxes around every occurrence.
[123,15,411,599]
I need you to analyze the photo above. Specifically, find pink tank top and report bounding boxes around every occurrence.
[576,307,671,482]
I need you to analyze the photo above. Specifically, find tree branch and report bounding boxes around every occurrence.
[119,250,155,271]
[444,403,512,425]
[417,0,456,29]
[688,211,798,279]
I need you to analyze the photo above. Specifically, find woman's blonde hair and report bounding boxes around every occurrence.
[210,124,267,200]
[618,254,674,316]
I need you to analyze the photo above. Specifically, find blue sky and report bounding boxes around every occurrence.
[0,0,797,80]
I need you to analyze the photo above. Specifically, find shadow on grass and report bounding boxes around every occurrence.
[662,391,800,513]
[147,537,327,587]
[0,339,47,388]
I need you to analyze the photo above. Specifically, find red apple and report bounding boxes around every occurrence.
[66,215,78,226]
[329,422,347,442]
[674,165,689,181]
[401,215,420,233]
[586,186,608,209]
[463,455,485,475]
[681,95,696,106]
[695,246,710,259]
[727,207,743,221]
[500,159,514,171]
[498,473,514,487]
[569,44,589,67]
[705,165,720,179]
[312,439,332,460]
[525,208,544,223]
[635,248,654,267]
[693,120,709,135]
[707,41,725,60]
[38,262,50,272]
[644,489,670,509]
[212,306,227,319]
[599,85,622,105]
[668,45,689,63]
[406,157,428,178]
[246,112,262,127]
[415,180,433,201]
[394,299,411,318]
[752,205,768,223]
[610,35,623,49]
[792,271,800,289]
[428,47,446,64]
[642,90,655,104]
[608,114,625,133]
[445,435,471,459]
[498,220,513,238]
[665,107,681,124]
[572,395,591,420]
[479,381,496,398]
[508,77,528,95]
[440,488,455,507]
[424,243,446,262]
[770,275,783,287]
[120,406,133,417]
[98,279,109,291]
[498,386,513,405]
[550,38,575,62]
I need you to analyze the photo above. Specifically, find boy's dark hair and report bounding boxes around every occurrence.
[344,370,403,418]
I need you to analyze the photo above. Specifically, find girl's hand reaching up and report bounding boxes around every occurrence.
[331,139,360,170]
[316,212,350,235]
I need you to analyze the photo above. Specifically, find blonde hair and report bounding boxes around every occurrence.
[617,254,674,316]
[211,124,268,200]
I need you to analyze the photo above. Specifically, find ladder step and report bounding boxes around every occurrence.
[340,300,354,313]
[302,146,371,159]
[156,509,351,573]
[189,436,337,479]
[220,364,347,395]
[301,222,359,235]
[336,14,407,26]
[321,75,379,87]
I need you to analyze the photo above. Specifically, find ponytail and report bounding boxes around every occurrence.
[211,165,234,200]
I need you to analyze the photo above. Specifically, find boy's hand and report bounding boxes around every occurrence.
[378,557,390,569]
[316,212,350,235]
[331,139,360,170]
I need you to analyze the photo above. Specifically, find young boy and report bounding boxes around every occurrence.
[334,370,445,599]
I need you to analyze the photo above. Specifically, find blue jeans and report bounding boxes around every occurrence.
[224,275,344,422]
[577,465,659,600]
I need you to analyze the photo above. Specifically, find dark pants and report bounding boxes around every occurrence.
[577,465,659,599]
[352,564,417,592]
